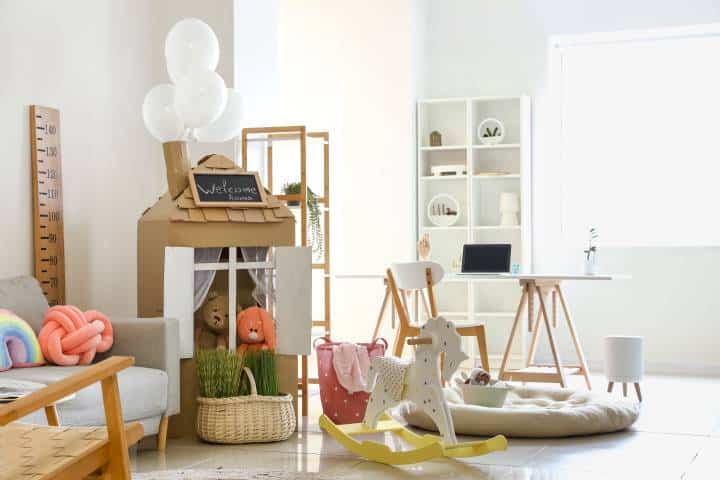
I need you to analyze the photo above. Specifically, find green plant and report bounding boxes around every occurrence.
[240,350,279,396]
[282,182,323,259]
[584,227,599,260]
[482,126,501,137]
[195,348,242,398]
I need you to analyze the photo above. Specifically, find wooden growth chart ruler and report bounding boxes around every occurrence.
[30,105,65,306]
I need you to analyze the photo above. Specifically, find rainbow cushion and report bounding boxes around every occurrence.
[0,309,45,371]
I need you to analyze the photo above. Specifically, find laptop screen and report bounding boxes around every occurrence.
[461,244,511,273]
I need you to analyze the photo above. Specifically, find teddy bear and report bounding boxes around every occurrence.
[463,367,492,386]
[195,290,233,349]
[236,306,276,352]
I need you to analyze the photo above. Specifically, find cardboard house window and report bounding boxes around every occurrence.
[164,246,311,357]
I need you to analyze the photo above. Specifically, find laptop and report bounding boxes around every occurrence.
[457,244,512,274]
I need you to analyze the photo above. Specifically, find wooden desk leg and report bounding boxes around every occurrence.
[552,290,558,328]
[527,282,534,332]
[44,404,60,426]
[555,284,592,389]
[536,286,566,387]
[526,301,544,367]
[499,286,528,380]
[372,286,391,340]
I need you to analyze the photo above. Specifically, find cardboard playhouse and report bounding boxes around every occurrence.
[137,144,311,437]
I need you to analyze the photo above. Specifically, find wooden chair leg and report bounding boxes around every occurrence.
[157,415,169,451]
[372,286,391,340]
[475,327,490,371]
[634,383,642,402]
[392,327,408,358]
[607,382,614,393]
[101,374,132,480]
[622,383,628,397]
[44,404,60,426]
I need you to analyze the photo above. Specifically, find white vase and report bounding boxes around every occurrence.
[584,253,598,275]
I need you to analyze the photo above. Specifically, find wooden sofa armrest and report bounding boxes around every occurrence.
[0,356,134,426]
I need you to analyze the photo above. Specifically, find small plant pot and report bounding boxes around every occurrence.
[461,384,510,408]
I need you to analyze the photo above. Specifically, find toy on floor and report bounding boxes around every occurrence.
[236,306,276,352]
[0,309,45,371]
[462,367,492,385]
[319,315,508,465]
[195,290,232,349]
[38,305,113,366]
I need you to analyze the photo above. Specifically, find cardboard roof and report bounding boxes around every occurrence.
[167,154,294,224]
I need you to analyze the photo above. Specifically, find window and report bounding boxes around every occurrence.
[554,25,720,246]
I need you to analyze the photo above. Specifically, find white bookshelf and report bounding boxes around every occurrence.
[416,95,532,370]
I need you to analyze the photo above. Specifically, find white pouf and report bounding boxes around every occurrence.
[604,336,643,401]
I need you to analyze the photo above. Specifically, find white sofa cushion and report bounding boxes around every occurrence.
[0,365,167,425]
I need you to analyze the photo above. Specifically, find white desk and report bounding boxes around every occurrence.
[448,273,628,389]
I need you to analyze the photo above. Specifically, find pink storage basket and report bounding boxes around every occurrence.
[314,337,387,424]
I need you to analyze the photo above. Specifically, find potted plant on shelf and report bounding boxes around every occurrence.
[584,227,599,275]
[195,348,295,444]
[282,182,323,259]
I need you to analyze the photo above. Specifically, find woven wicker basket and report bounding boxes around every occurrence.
[196,367,295,444]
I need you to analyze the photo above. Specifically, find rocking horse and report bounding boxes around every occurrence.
[319,316,508,465]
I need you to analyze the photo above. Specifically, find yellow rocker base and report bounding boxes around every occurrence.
[319,414,508,465]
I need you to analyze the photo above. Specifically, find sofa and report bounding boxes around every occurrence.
[0,276,179,449]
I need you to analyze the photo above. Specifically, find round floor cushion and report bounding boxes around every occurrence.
[401,384,640,438]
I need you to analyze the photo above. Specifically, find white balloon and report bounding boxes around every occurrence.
[174,69,227,128]
[165,18,219,84]
[196,89,243,142]
[142,84,184,142]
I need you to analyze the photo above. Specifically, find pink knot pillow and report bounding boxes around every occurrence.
[38,305,113,366]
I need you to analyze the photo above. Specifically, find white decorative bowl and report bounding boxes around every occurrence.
[477,118,505,145]
[461,384,510,408]
[427,193,460,227]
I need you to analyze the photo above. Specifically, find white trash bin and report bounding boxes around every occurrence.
[604,336,643,401]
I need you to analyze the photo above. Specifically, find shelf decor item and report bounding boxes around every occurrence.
[499,192,520,226]
[584,227,599,275]
[427,193,460,227]
[282,182,323,259]
[430,130,442,146]
[430,164,466,177]
[477,118,504,145]
[195,349,295,444]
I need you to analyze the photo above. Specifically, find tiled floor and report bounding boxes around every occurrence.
[132,373,720,479]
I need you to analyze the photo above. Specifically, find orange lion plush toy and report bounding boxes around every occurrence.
[236,306,276,352]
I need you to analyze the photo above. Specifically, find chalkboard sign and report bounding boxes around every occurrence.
[189,171,267,207]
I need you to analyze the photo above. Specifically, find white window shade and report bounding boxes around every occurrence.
[558,32,720,246]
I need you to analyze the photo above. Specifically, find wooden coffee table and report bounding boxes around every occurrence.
[0,379,75,426]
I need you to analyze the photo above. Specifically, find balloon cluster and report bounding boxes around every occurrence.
[142,19,242,143]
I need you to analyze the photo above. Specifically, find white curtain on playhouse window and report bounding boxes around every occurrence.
[557,31,720,247]
[193,248,223,312]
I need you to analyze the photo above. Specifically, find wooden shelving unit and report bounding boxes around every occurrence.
[242,127,331,417]
[416,96,532,370]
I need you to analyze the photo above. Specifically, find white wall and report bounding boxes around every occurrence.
[423,0,720,372]
[0,0,233,314]
[233,0,420,342]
